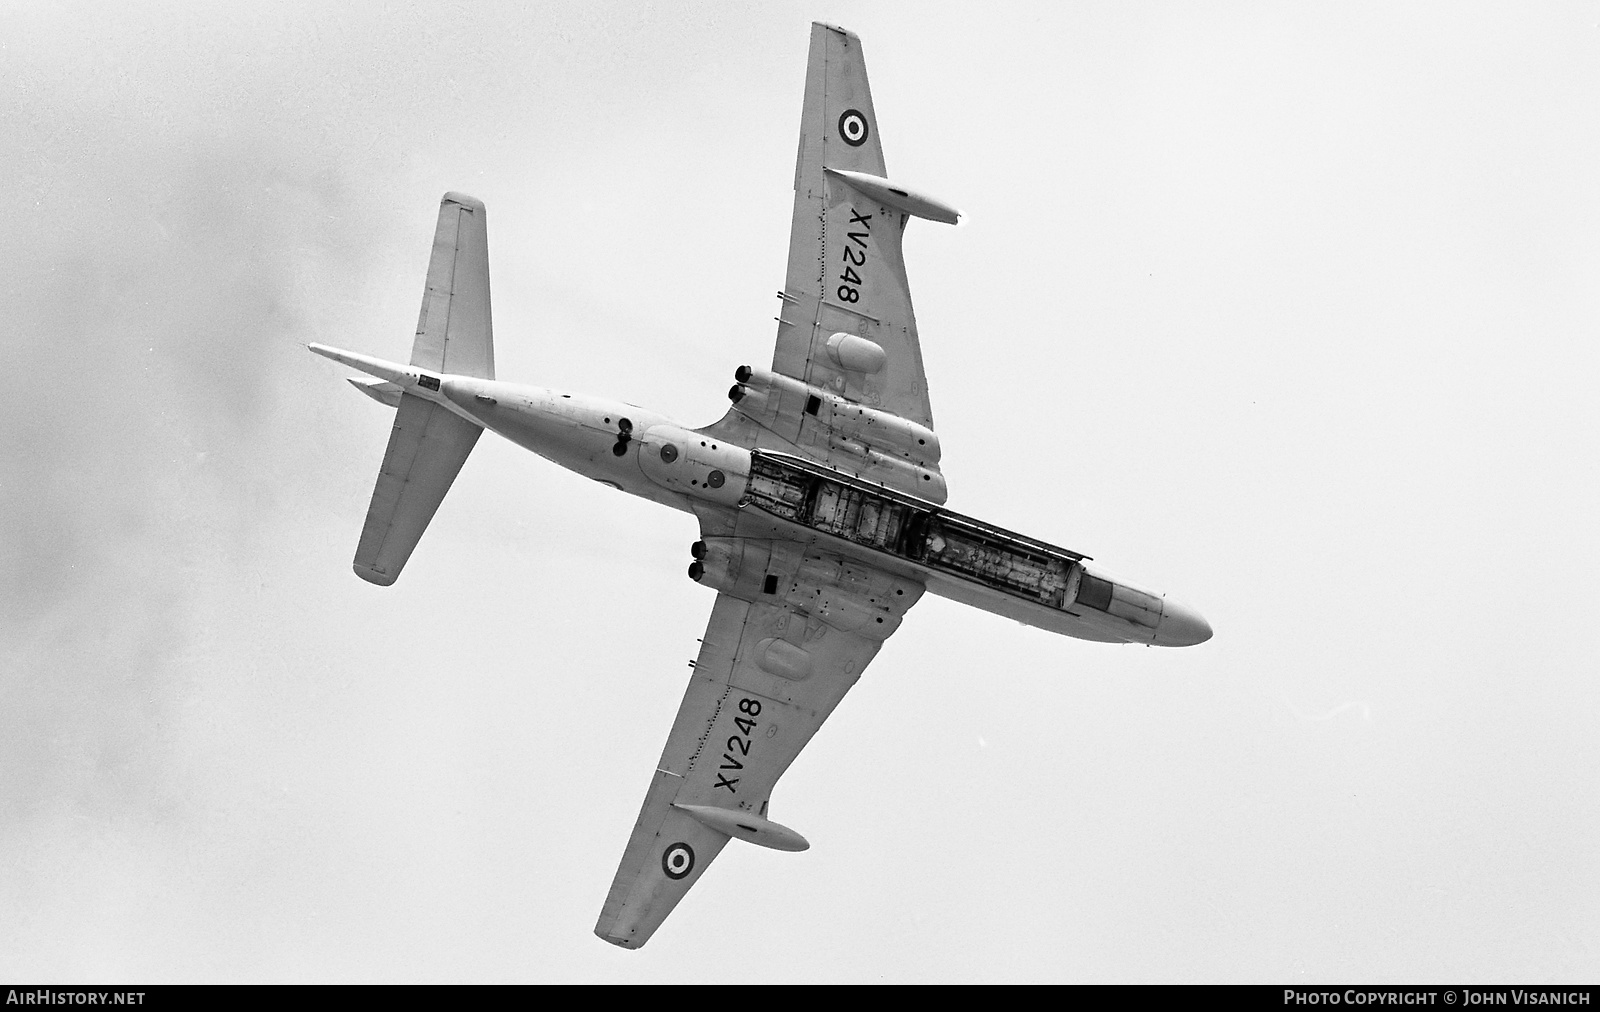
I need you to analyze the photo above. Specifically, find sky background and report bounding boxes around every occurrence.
[3,0,1597,983]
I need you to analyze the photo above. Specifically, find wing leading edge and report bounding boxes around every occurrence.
[595,539,925,948]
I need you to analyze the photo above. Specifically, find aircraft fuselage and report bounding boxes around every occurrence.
[312,343,1211,649]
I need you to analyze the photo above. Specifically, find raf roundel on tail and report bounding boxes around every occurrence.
[308,20,1211,951]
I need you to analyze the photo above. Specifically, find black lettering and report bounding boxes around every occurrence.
[719,753,744,770]
[714,773,739,792]
[842,246,866,266]
[734,716,756,736]
[848,231,869,248]
[848,210,873,228]
[840,265,862,286]
[727,735,749,756]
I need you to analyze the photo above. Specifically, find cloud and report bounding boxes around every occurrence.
[0,8,392,895]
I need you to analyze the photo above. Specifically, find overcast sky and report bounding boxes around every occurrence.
[3,0,1596,983]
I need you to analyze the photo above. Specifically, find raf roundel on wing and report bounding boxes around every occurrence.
[661,843,695,880]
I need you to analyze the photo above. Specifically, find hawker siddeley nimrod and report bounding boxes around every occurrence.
[310,22,1211,949]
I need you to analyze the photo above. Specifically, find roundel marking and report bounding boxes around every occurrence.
[662,842,695,880]
[838,109,869,147]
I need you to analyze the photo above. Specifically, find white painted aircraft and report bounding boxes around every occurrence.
[310,22,1210,949]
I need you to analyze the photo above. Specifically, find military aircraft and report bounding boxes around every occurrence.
[309,22,1211,949]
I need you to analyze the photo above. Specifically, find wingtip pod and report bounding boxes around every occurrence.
[824,168,961,225]
[674,804,810,852]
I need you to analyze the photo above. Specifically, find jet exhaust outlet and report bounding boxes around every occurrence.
[611,416,633,457]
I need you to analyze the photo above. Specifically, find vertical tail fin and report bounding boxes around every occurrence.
[351,193,493,586]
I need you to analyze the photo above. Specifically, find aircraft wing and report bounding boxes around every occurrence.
[594,537,925,948]
[704,23,958,503]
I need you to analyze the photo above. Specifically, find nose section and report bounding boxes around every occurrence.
[1153,597,1212,647]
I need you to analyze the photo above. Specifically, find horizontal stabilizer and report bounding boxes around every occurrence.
[412,192,494,379]
[353,393,480,586]
[348,377,403,408]
[310,343,413,386]
[342,192,497,587]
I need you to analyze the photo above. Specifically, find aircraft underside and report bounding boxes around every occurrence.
[309,21,1210,949]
